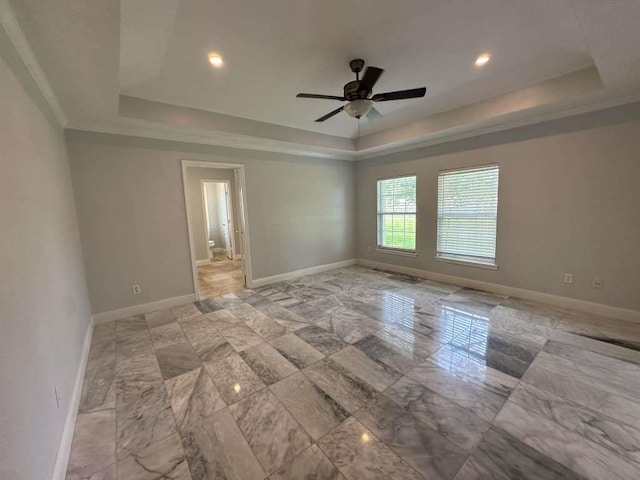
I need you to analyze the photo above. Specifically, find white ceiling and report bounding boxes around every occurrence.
[4,0,640,158]
[120,0,597,138]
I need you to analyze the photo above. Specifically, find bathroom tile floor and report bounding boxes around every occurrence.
[66,266,640,479]
[197,252,244,297]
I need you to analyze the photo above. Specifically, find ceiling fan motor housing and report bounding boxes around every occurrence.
[344,80,366,101]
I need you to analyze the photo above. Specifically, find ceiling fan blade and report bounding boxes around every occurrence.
[365,106,382,122]
[372,87,426,102]
[297,93,346,101]
[315,106,344,122]
[358,66,384,94]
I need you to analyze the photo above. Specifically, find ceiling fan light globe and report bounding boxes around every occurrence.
[344,99,373,118]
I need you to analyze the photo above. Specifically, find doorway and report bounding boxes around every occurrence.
[202,180,235,261]
[182,160,253,300]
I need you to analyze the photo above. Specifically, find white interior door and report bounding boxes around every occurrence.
[223,184,233,260]
[234,169,247,284]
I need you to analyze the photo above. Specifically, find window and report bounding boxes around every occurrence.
[377,175,416,252]
[437,165,499,267]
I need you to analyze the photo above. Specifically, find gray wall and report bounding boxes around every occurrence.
[0,45,91,479]
[357,106,640,311]
[185,167,236,261]
[66,134,357,314]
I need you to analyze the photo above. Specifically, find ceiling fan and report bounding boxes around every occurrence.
[296,59,427,122]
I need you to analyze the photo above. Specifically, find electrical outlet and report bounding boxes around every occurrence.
[592,277,603,289]
[132,284,141,295]
[54,386,61,408]
[563,273,574,285]
[367,246,372,252]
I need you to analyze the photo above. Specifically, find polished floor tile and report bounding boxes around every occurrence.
[67,265,640,480]
[220,323,264,352]
[171,303,201,322]
[408,361,511,422]
[270,371,349,440]
[92,321,116,344]
[317,417,422,480]
[522,352,640,429]
[66,409,116,479]
[245,314,288,340]
[304,358,376,413]
[385,376,490,452]
[145,309,177,329]
[454,426,584,480]
[156,342,202,380]
[150,322,187,349]
[205,309,242,330]
[330,345,402,392]
[180,315,235,363]
[269,444,345,480]
[79,339,116,413]
[270,333,325,369]
[494,400,640,480]
[295,325,347,355]
[117,433,191,480]
[229,388,311,474]
[354,395,467,479]
[508,381,640,465]
[240,342,297,385]
[204,352,266,405]
[182,406,264,480]
[164,368,265,480]
[353,334,426,374]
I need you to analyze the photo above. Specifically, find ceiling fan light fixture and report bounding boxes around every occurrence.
[344,99,373,118]
[208,52,224,68]
[475,53,490,67]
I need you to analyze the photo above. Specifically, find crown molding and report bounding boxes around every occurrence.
[67,89,640,163]
[0,0,68,127]
[352,89,640,160]
[66,117,359,161]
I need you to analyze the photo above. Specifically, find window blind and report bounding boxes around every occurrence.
[437,165,499,264]
[377,175,416,251]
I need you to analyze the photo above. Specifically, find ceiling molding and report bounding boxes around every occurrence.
[0,0,68,127]
[65,87,640,163]
[354,89,640,160]
[67,117,358,161]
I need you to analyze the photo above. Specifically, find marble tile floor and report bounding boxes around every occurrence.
[197,252,244,298]
[66,266,640,480]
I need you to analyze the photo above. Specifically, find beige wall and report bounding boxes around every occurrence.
[67,133,357,314]
[185,167,237,261]
[357,107,640,311]
[0,44,91,479]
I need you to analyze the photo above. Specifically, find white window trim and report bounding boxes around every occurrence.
[434,254,498,270]
[436,163,499,267]
[376,247,418,257]
[376,174,417,253]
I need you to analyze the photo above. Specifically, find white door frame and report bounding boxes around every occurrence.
[181,160,253,299]
[201,179,235,260]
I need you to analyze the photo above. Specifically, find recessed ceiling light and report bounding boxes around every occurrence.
[208,52,224,68]
[475,53,490,67]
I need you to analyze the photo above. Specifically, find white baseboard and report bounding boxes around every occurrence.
[250,258,358,288]
[358,258,640,323]
[92,294,197,324]
[196,259,210,266]
[51,320,94,480]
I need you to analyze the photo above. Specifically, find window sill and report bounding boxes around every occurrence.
[434,255,498,270]
[376,247,418,258]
